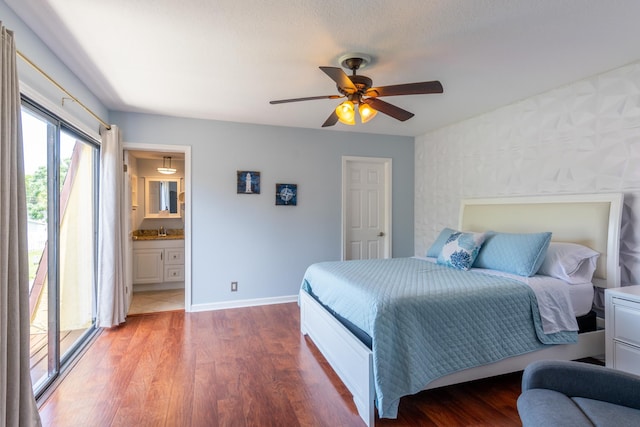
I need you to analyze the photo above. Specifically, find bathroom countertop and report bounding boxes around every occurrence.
[132,229,184,241]
[132,234,184,241]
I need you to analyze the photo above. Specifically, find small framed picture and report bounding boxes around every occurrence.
[237,171,260,194]
[275,183,297,206]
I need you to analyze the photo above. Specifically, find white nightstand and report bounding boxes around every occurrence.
[605,285,640,376]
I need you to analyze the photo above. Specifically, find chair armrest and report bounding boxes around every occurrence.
[521,360,640,410]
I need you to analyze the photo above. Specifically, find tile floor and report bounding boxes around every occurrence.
[128,289,185,315]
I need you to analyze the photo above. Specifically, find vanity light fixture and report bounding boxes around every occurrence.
[157,156,176,175]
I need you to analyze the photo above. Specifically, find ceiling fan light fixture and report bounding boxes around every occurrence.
[269,53,442,127]
[157,156,177,175]
[358,102,378,123]
[336,100,356,125]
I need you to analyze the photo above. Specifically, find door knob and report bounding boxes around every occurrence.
[377,232,385,237]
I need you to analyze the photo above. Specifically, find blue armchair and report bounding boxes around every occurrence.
[517,360,640,426]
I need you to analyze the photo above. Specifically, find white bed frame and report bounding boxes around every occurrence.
[300,193,624,426]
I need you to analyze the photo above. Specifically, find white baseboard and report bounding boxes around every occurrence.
[189,294,298,312]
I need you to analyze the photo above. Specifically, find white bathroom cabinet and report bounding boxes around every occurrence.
[132,239,185,290]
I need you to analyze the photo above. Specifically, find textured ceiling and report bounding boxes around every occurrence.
[7,0,640,137]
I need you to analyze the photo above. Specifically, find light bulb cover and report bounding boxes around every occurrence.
[157,156,177,175]
[358,103,378,123]
[336,101,356,125]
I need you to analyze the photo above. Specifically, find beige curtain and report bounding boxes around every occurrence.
[0,22,42,427]
[96,125,127,327]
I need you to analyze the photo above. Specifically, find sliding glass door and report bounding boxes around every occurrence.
[22,98,99,397]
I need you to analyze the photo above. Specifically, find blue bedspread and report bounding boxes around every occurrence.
[301,257,577,418]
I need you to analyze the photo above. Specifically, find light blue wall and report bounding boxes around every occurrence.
[111,112,414,305]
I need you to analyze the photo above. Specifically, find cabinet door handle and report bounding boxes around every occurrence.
[161,252,163,261]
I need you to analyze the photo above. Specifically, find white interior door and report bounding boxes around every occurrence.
[123,151,133,312]
[342,157,391,260]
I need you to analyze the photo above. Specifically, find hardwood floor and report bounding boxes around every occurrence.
[38,303,526,426]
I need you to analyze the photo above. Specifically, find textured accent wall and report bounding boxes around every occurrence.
[416,61,640,288]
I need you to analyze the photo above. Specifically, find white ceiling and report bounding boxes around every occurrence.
[7,0,640,137]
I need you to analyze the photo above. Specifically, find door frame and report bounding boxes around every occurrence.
[341,156,392,260]
[123,142,192,312]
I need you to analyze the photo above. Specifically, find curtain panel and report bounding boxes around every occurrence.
[0,22,42,427]
[96,125,127,328]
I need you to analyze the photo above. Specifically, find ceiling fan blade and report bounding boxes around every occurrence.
[319,66,357,93]
[365,80,443,97]
[270,95,342,104]
[321,110,339,127]
[363,98,414,121]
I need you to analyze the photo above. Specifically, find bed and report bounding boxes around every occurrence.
[299,193,623,426]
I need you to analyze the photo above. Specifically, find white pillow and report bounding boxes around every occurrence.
[537,242,600,284]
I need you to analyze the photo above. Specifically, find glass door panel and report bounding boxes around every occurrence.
[22,101,98,396]
[23,108,52,389]
[58,130,96,363]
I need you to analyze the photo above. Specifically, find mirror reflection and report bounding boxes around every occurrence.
[145,178,180,218]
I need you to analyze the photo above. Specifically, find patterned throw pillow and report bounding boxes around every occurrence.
[426,227,456,257]
[437,231,486,270]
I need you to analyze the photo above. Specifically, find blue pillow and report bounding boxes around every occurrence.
[437,231,486,270]
[473,231,552,277]
[426,227,456,257]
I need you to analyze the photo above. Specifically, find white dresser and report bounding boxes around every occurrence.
[605,285,640,376]
[132,239,185,291]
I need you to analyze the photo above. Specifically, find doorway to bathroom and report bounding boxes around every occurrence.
[123,143,191,315]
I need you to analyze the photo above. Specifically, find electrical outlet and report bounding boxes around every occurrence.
[231,281,238,292]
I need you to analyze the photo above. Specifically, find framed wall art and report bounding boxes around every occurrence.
[237,171,260,194]
[275,183,297,205]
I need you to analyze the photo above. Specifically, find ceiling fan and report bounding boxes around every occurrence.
[269,54,443,127]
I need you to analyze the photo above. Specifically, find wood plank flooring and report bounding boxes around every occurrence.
[38,303,527,426]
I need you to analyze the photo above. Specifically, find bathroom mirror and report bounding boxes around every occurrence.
[144,178,180,218]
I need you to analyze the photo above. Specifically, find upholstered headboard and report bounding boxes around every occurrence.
[459,193,623,289]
